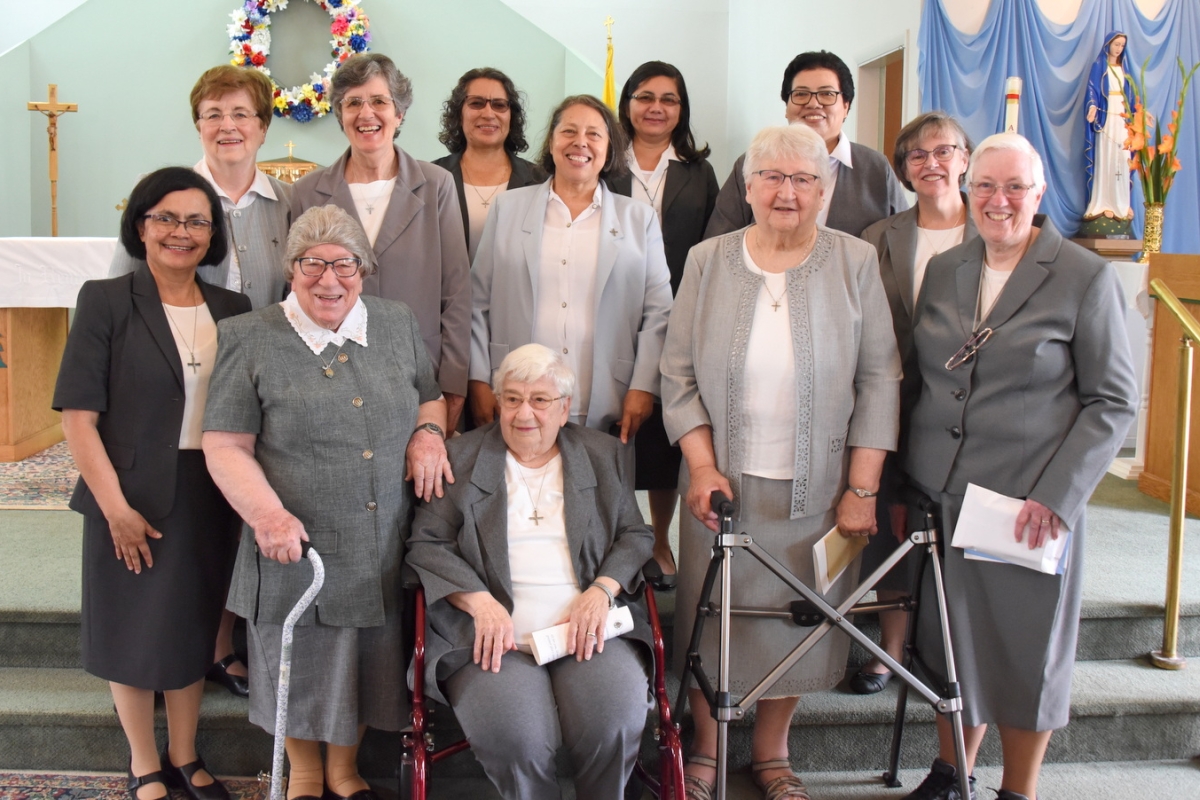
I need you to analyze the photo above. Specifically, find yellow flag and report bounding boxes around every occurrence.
[602,20,616,111]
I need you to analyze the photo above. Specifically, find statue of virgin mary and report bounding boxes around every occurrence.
[1083,31,1136,224]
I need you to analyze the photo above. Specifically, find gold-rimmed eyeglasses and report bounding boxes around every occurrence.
[499,393,564,410]
[945,327,993,370]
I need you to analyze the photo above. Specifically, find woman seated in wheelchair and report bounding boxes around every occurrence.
[407,343,655,800]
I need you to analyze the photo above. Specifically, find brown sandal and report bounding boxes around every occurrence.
[751,759,811,800]
[683,755,717,800]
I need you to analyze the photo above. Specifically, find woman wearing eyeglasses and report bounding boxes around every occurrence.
[849,112,977,697]
[900,132,1137,800]
[109,65,292,698]
[55,167,252,800]
[291,53,471,433]
[662,124,900,800]
[203,205,449,800]
[433,68,546,264]
[607,61,719,588]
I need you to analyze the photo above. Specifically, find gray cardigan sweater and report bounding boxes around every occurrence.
[660,228,901,518]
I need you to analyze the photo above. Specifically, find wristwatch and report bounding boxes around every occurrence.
[416,422,445,439]
[846,486,878,498]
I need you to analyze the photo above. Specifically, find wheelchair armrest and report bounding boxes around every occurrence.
[401,563,422,591]
[642,558,664,584]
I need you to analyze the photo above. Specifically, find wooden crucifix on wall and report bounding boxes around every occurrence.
[27,84,78,237]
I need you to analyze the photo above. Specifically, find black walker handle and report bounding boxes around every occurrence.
[711,492,736,517]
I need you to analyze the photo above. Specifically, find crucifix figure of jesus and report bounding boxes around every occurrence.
[27,84,78,237]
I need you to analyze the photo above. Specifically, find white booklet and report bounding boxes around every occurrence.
[812,525,869,594]
[951,483,1071,575]
[528,605,635,666]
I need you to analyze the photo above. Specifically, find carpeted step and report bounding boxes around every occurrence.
[1,658,1197,778]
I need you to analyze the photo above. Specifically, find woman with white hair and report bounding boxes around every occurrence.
[900,132,1137,800]
[203,204,450,800]
[661,124,901,800]
[407,342,655,800]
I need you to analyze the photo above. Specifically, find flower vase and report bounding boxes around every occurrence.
[1140,202,1164,263]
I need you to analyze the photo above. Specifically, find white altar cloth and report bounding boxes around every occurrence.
[0,237,117,308]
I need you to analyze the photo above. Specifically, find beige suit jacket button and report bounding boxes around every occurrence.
[352,397,363,407]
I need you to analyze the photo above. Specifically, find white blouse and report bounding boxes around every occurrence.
[162,302,217,450]
[740,238,799,478]
[348,178,396,246]
[504,452,579,648]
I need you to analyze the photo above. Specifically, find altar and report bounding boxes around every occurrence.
[0,237,116,461]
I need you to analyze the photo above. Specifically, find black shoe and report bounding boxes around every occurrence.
[994,792,1031,800]
[848,666,893,694]
[127,767,170,800]
[901,758,976,800]
[323,788,378,800]
[161,745,230,800]
[206,654,249,698]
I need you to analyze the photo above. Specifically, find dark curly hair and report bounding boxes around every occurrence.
[119,167,228,267]
[780,50,855,110]
[438,67,529,155]
[618,61,711,163]
[536,95,629,180]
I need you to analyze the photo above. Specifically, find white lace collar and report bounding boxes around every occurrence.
[281,292,369,355]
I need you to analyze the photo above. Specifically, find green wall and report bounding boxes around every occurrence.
[0,42,32,238]
[3,0,599,237]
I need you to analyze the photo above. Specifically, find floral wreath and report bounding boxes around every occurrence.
[228,0,371,123]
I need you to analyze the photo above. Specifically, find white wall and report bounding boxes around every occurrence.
[0,0,89,56]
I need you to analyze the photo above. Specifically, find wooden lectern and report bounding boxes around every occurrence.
[1139,254,1200,512]
[0,308,68,461]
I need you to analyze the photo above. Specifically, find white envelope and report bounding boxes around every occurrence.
[528,605,634,666]
[951,484,1071,575]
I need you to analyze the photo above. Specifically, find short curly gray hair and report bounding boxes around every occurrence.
[743,124,832,187]
[330,53,413,138]
[283,205,376,280]
[491,343,576,399]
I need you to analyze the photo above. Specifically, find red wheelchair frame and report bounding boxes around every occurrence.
[403,567,686,800]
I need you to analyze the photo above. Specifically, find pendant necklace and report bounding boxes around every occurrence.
[163,287,202,374]
[319,341,347,378]
[462,162,508,209]
[360,181,391,215]
[751,227,817,311]
[918,207,966,257]
[632,168,665,207]
[515,459,550,526]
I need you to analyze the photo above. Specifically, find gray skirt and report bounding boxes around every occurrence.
[913,488,1084,731]
[675,473,855,698]
[247,608,407,746]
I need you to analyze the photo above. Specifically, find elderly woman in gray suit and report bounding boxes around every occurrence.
[202,205,450,800]
[662,124,900,800]
[468,94,673,444]
[407,343,654,800]
[851,111,977,696]
[290,53,471,432]
[900,133,1137,800]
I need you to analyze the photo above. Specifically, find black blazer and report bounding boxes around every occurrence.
[609,157,719,294]
[432,151,547,247]
[53,265,251,521]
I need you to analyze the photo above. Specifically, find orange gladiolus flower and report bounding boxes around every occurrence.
[1161,134,1175,152]
[1173,157,1183,172]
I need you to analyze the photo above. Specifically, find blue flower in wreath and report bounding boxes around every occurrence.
[350,33,367,51]
[291,102,314,123]
[312,83,324,93]
[328,0,343,7]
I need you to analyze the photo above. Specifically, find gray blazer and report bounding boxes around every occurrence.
[406,422,654,704]
[861,202,979,435]
[109,174,292,310]
[290,146,472,397]
[660,228,901,518]
[204,297,442,627]
[432,151,547,246]
[468,181,673,432]
[905,218,1138,530]
[703,143,909,240]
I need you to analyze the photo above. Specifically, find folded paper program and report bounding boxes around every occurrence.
[951,483,1072,575]
[528,605,634,665]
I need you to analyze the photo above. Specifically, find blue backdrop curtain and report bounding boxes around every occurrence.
[919,0,1200,254]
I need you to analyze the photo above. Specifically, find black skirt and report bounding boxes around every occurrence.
[80,450,240,689]
[632,404,682,491]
